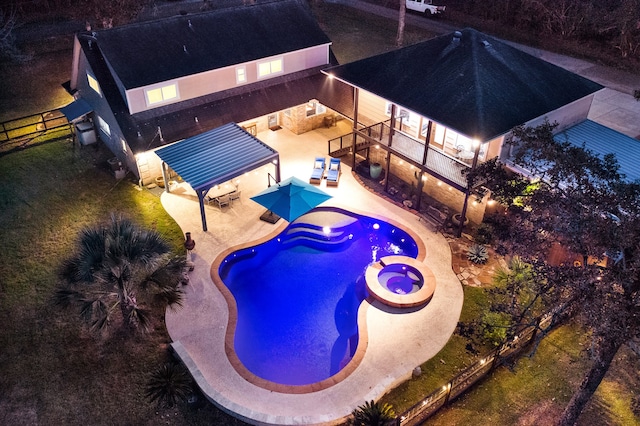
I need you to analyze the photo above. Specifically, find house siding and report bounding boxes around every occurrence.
[75,49,137,174]
[526,94,596,132]
[125,45,330,114]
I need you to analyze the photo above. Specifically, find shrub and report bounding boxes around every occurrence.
[481,311,511,347]
[467,244,489,264]
[145,362,193,408]
[348,400,396,425]
[474,223,494,245]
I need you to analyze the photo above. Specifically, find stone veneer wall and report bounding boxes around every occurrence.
[366,149,487,225]
[280,104,336,135]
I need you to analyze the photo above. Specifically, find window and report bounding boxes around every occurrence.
[306,101,317,117]
[97,115,110,136]
[87,73,101,96]
[257,58,283,79]
[236,66,246,84]
[121,138,127,153]
[145,83,178,106]
[305,101,326,118]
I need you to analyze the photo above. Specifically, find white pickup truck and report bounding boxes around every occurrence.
[406,0,446,16]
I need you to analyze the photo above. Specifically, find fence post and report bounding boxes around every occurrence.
[442,382,452,406]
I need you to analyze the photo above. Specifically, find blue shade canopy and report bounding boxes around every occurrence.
[60,99,93,122]
[250,176,332,222]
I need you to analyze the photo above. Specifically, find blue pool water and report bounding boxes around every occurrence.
[218,208,419,386]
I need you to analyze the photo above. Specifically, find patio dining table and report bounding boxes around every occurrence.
[206,183,237,200]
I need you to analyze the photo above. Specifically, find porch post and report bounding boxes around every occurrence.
[457,190,471,238]
[384,105,396,192]
[471,141,481,169]
[456,140,483,237]
[416,120,433,211]
[352,89,359,167]
[161,162,170,193]
[197,190,208,232]
[275,154,281,182]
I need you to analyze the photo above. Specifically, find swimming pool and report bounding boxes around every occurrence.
[216,208,421,390]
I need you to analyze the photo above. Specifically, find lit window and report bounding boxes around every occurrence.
[87,73,101,96]
[236,66,246,84]
[97,115,110,136]
[257,58,283,79]
[121,138,127,153]
[306,101,317,117]
[145,83,178,106]
[434,124,445,145]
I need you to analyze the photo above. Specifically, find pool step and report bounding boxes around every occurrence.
[280,222,361,250]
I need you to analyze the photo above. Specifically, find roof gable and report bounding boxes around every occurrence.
[95,0,330,89]
[325,28,603,141]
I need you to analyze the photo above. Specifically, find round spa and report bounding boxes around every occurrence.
[365,255,436,308]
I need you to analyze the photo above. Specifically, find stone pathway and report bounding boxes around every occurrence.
[447,235,508,287]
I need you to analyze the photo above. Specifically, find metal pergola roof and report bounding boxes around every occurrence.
[554,119,640,182]
[155,122,280,230]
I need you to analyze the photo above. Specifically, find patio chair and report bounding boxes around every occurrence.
[229,190,241,204]
[326,158,341,187]
[309,156,325,184]
[215,194,231,210]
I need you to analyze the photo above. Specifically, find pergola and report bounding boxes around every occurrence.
[155,122,280,231]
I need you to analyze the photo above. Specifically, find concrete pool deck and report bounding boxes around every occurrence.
[160,121,464,425]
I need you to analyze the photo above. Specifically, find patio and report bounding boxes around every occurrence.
[160,122,464,425]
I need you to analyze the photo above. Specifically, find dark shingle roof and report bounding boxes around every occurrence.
[96,0,331,89]
[324,28,603,141]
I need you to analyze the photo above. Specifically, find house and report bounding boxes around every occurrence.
[323,28,605,225]
[63,0,353,186]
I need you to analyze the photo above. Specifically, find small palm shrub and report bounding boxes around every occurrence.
[467,243,489,264]
[145,362,193,408]
[348,400,396,426]
[474,223,494,245]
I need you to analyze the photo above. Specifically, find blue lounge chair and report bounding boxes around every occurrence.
[326,158,341,186]
[309,157,325,184]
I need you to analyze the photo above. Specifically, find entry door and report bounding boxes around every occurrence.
[268,114,278,129]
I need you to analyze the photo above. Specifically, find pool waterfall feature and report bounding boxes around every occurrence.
[212,207,432,393]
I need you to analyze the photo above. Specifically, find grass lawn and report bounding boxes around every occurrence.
[0,139,244,424]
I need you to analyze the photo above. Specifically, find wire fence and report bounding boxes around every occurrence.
[394,310,555,425]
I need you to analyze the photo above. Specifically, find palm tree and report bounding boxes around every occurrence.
[348,400,396,426]
[55,214,187,335]
[145,362,193,408]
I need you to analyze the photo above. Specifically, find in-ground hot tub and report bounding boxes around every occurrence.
[365,255,436,308]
